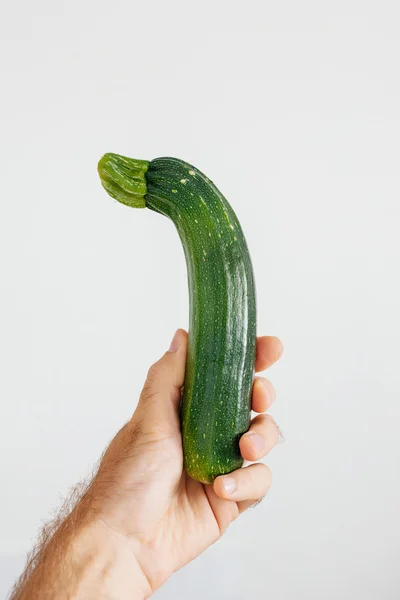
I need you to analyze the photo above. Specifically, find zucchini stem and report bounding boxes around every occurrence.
[98,153,149,208]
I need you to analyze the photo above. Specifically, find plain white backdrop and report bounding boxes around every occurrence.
[1,1,399,598]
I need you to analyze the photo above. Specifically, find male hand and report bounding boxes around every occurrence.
[88,329,283,594]
[11,329,283,600]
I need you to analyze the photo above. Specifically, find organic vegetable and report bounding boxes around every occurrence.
[98,153,256,483]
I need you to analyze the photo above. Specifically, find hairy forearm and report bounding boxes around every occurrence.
[10,507,151,600]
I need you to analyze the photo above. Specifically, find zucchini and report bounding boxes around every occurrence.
[98,153,256,483]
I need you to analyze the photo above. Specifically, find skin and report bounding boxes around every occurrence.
[11,330,283,600]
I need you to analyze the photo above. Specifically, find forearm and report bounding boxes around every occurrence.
[10,511,151,600]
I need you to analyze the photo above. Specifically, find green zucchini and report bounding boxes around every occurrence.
[98,153,256,483]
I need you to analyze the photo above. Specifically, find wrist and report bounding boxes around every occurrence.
[67,518,152,600]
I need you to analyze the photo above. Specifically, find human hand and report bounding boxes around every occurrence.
[85,329,283,595]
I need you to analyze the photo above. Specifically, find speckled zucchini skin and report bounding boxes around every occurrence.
[98,153,257,483]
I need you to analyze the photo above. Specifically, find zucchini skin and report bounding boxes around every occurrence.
[98,153,256,484]
[145,158,256,483]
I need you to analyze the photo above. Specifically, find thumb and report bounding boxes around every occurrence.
[134,329,188,433]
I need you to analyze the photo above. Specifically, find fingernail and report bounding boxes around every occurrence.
[246,431,265,454]
[222,477,237,495]
[169,330,180,352]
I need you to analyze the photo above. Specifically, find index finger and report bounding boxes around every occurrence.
[255,336,283,372]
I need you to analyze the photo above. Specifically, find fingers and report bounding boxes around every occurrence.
[203,482,240,535]
[213,463,272,505]
[251,376,276,413]
[209,334,281,518]
[239,414,280,462]
[255,336,283,372]
[132,329,281,443]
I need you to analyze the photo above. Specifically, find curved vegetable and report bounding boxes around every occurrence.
[98,153,257,483]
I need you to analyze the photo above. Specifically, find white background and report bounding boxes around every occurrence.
[1,1,399,598]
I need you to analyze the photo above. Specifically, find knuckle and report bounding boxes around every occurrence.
[147,360,161,381]
[146,354,173,381]
[141,359,166,399]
